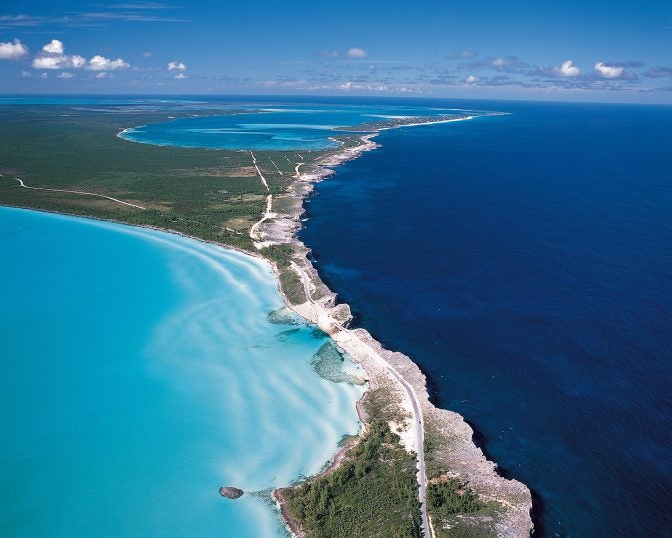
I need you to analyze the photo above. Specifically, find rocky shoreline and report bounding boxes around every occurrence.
[258,127,534,537]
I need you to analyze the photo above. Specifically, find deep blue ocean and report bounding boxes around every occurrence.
[299,100,672,537]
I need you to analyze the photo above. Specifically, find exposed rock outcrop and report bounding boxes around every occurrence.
[219,486,244,499]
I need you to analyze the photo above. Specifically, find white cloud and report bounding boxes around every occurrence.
[20,70,31,78]
[555,60,580,77]
[174,72,187,79]
[95,71,110,79]
[34,56,65,69]
[337,81,393,92]
[142,51,153,58]
[33,53,85,69]
[42,39,64,54]
[57,72,74,79]
[0,38,28,59]
[167,60,186,71]
[32,40,129,71]
[87,54,129,70]
[492,57,506,67]
[346,47,367,58]
[33,40,86,69]
[594,61,624,78]
[464,75,479,84]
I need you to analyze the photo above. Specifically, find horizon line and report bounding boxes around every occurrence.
[1,92,671,107]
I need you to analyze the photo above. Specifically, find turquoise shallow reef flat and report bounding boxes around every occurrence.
[117,103,474,151]
[0,206,364,537]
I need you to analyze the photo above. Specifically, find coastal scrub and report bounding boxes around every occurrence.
[282,421,422,538]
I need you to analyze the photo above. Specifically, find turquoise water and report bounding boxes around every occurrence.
[0,207,365,537]
[118,104,474,151]
[0,96,477,151]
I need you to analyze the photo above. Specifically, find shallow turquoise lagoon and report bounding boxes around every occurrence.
[0,207,364,537]
[118,104,466,151]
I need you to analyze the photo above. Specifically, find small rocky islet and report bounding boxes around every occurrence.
[218,486,244,499]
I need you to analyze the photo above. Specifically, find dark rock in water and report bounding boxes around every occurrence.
[219,486,244,499]
[267,308,299,325]
[311,342,366,385]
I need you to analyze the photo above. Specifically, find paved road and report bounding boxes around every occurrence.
[290,261,432,537]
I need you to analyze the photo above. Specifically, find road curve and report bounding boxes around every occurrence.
[9,176,146,210]
[290,260,432,537]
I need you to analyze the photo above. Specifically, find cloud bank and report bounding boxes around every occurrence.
[0,38,28,59]
[42,39,64,54]
[347,47,367,58]
[32,40,85,69]
[594,62,624,78]
[31,39,129,71]
[87,54,129,70]
[555,60,580,77]
[167,60,186,71]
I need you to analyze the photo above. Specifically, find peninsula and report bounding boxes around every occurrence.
[0,101,532,537]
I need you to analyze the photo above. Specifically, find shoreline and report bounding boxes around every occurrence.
[1,113,533,537]
[0,203,362,538]
[256,123,533,537]
[0,203,366,538]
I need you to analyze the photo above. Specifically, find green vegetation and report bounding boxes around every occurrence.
[259,243,295,268]
[0,105,344,307]
[423,419,502,537]
[423,427,447,481]
[0,106,253,249]
[278,267,306,305]
[258,244,308,304]
[284,421,422,538]
[427,479,501,538]
[362,385,409,425]
[427,479,482,517]
[0,105,332,252]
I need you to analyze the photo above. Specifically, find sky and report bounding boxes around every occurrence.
[1,0,671,103]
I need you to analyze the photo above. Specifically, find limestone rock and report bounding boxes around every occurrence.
[219,486,244,499]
